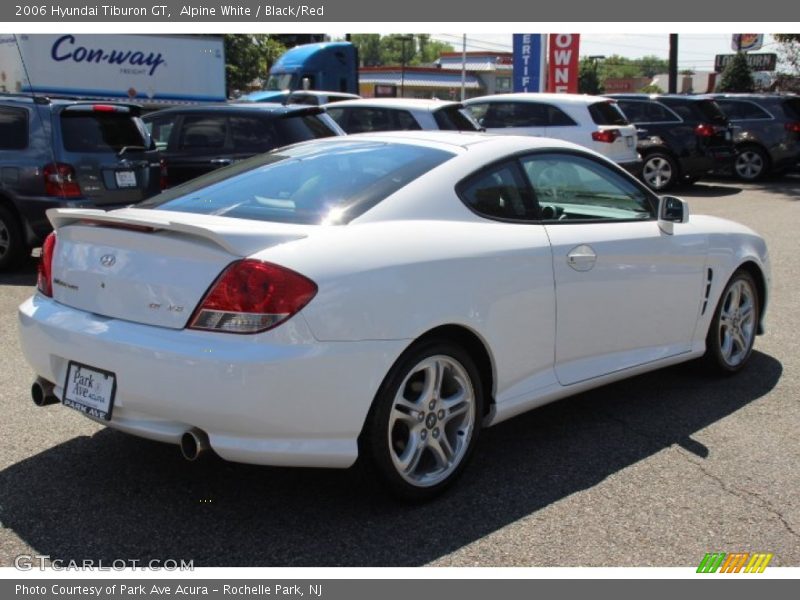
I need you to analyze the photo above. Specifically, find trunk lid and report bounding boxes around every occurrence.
[48,208,312,329]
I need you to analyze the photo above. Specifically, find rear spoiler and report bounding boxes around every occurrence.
[46,208,308,257]
[61,103,142,116]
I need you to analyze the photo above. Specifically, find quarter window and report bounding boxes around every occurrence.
[521,153,655,222]
[0,107,28,150]
[457,161,536,221]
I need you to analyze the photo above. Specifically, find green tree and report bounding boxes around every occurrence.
[350,34,382,66]
[578,58,604,94]
[349,34,454,67]
[223,34,286,96]
[717,52,755,92]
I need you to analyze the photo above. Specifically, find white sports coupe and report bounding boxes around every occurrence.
[19,132,769,499]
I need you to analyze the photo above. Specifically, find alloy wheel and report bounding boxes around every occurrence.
[717,278,757,368]
[643,156,674,190]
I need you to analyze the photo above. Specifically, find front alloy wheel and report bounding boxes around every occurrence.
[706,270,759,373]
[363,341,483,500]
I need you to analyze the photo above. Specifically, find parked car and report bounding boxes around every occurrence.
[20,132,769,500]
[704,93,800,180]
[463,93,640,173]
[142,104,344,187]
[324,98,482,133]
[608,94,735,191]
[0,94,161,270]
[237,90,361,105]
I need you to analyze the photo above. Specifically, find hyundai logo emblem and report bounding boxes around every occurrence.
[100,254,116,267]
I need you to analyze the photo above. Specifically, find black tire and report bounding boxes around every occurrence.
[641,152,679,192]
[360,339,484,501]
[0,204,25,271]
[733,145,770,181]
[704,270,760,374]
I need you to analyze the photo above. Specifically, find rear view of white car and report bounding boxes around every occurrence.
[464,93,640,173]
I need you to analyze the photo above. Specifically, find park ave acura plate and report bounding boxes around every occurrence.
[62,361,117,421]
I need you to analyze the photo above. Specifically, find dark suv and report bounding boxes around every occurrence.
[607,94,735,191]
[704,94,800,180]
[143,104,343,187]
[0,95,161,270]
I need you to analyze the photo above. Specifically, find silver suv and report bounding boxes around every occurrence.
[0,95,161,270]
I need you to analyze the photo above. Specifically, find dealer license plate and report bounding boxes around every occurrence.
[62,361,117,421]
[115,170,137,188]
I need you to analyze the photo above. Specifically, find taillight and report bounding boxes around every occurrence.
[159,158,169,190]
[785,122,800,133]
[695,123,718,138]
[189,260,317,334]
[37,232,56,298]
[592,129,620,143]
[43,163,81,198]
[91,104,117,112]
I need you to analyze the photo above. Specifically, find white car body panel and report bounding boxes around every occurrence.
[17,132,770,470]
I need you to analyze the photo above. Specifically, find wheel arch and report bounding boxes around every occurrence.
[736,260,768,335]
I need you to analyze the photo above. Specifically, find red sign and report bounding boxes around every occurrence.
[548,34,580,93]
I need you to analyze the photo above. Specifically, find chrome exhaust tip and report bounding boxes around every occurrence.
[31,378,59,407]
[180,428,210,461]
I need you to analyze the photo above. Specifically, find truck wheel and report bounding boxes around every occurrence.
[0,205,25,271]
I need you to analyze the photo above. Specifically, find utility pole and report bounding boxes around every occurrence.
[461,34,467,101]
[398,35,413,98]
[668,34,678,93]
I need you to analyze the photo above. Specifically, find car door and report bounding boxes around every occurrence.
[519,151,708,386]
[167,113,231,186]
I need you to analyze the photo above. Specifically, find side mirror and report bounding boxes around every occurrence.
[658,196,689,234]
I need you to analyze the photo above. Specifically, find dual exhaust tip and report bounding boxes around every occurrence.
[31,377,210,462]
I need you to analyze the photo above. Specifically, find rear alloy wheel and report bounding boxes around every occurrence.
[705,270,759,373]
[0,205,25,271]
[734,146,769,181]
[641,152,678,191]
[363,341,483,500]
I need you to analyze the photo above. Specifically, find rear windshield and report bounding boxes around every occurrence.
[433,106,482,131]
[60,112,148,153]
[783,97,800,119]
[141,140,454,225]
[588,101,630,126]
[274,113,340,142]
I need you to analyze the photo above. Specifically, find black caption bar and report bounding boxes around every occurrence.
[2,0,794,21]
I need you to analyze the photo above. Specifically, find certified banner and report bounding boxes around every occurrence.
[512,34,545,93]
[548,33,581,93]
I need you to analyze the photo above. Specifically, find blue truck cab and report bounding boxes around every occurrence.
[263,42,359,95]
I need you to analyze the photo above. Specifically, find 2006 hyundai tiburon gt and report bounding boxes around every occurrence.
[19,132,769,500]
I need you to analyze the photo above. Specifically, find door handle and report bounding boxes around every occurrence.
[210,158,233,165]
[566,244,597,272]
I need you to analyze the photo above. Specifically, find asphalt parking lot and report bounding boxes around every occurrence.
[0,176,798,568]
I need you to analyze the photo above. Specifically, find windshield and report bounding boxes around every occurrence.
[141,140,455,225]
[265,73,295,91]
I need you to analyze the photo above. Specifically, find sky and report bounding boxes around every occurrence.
[430,33,782,73]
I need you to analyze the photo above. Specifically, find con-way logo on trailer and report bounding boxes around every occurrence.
[548,34,580,93]
[51,35,166,76]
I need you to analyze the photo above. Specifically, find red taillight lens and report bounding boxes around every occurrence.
[592,129,620,143]
[189,260,318,334]
[785,122,800,133]
[43,163,81,198]
[37,232,57,297]
[695,123,718,138]
[91,104,117,112]
[159,158,169,190]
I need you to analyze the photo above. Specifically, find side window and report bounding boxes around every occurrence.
[145,115,177,151]
[660,101,693,121]
[646,102,681,123]
[616,101,647,123]
[340,107,394,133]
[731,101,771,120]
[325,107,346,127]
[228,116,276,152]
[544,105,577,126]
[521,153,655,222]
[178,115,227,150]
[457,161,536,221]
[468,102,550,128]
[0,107,28,150]
[392,110,422,130]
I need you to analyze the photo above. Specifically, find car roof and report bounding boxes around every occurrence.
[303,129,595,154]
[606,93,713,102]
[323,98,463,111]
[464,93,612,105]
[142,103,324,119]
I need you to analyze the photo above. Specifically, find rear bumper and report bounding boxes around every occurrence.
[18,295,408,468]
